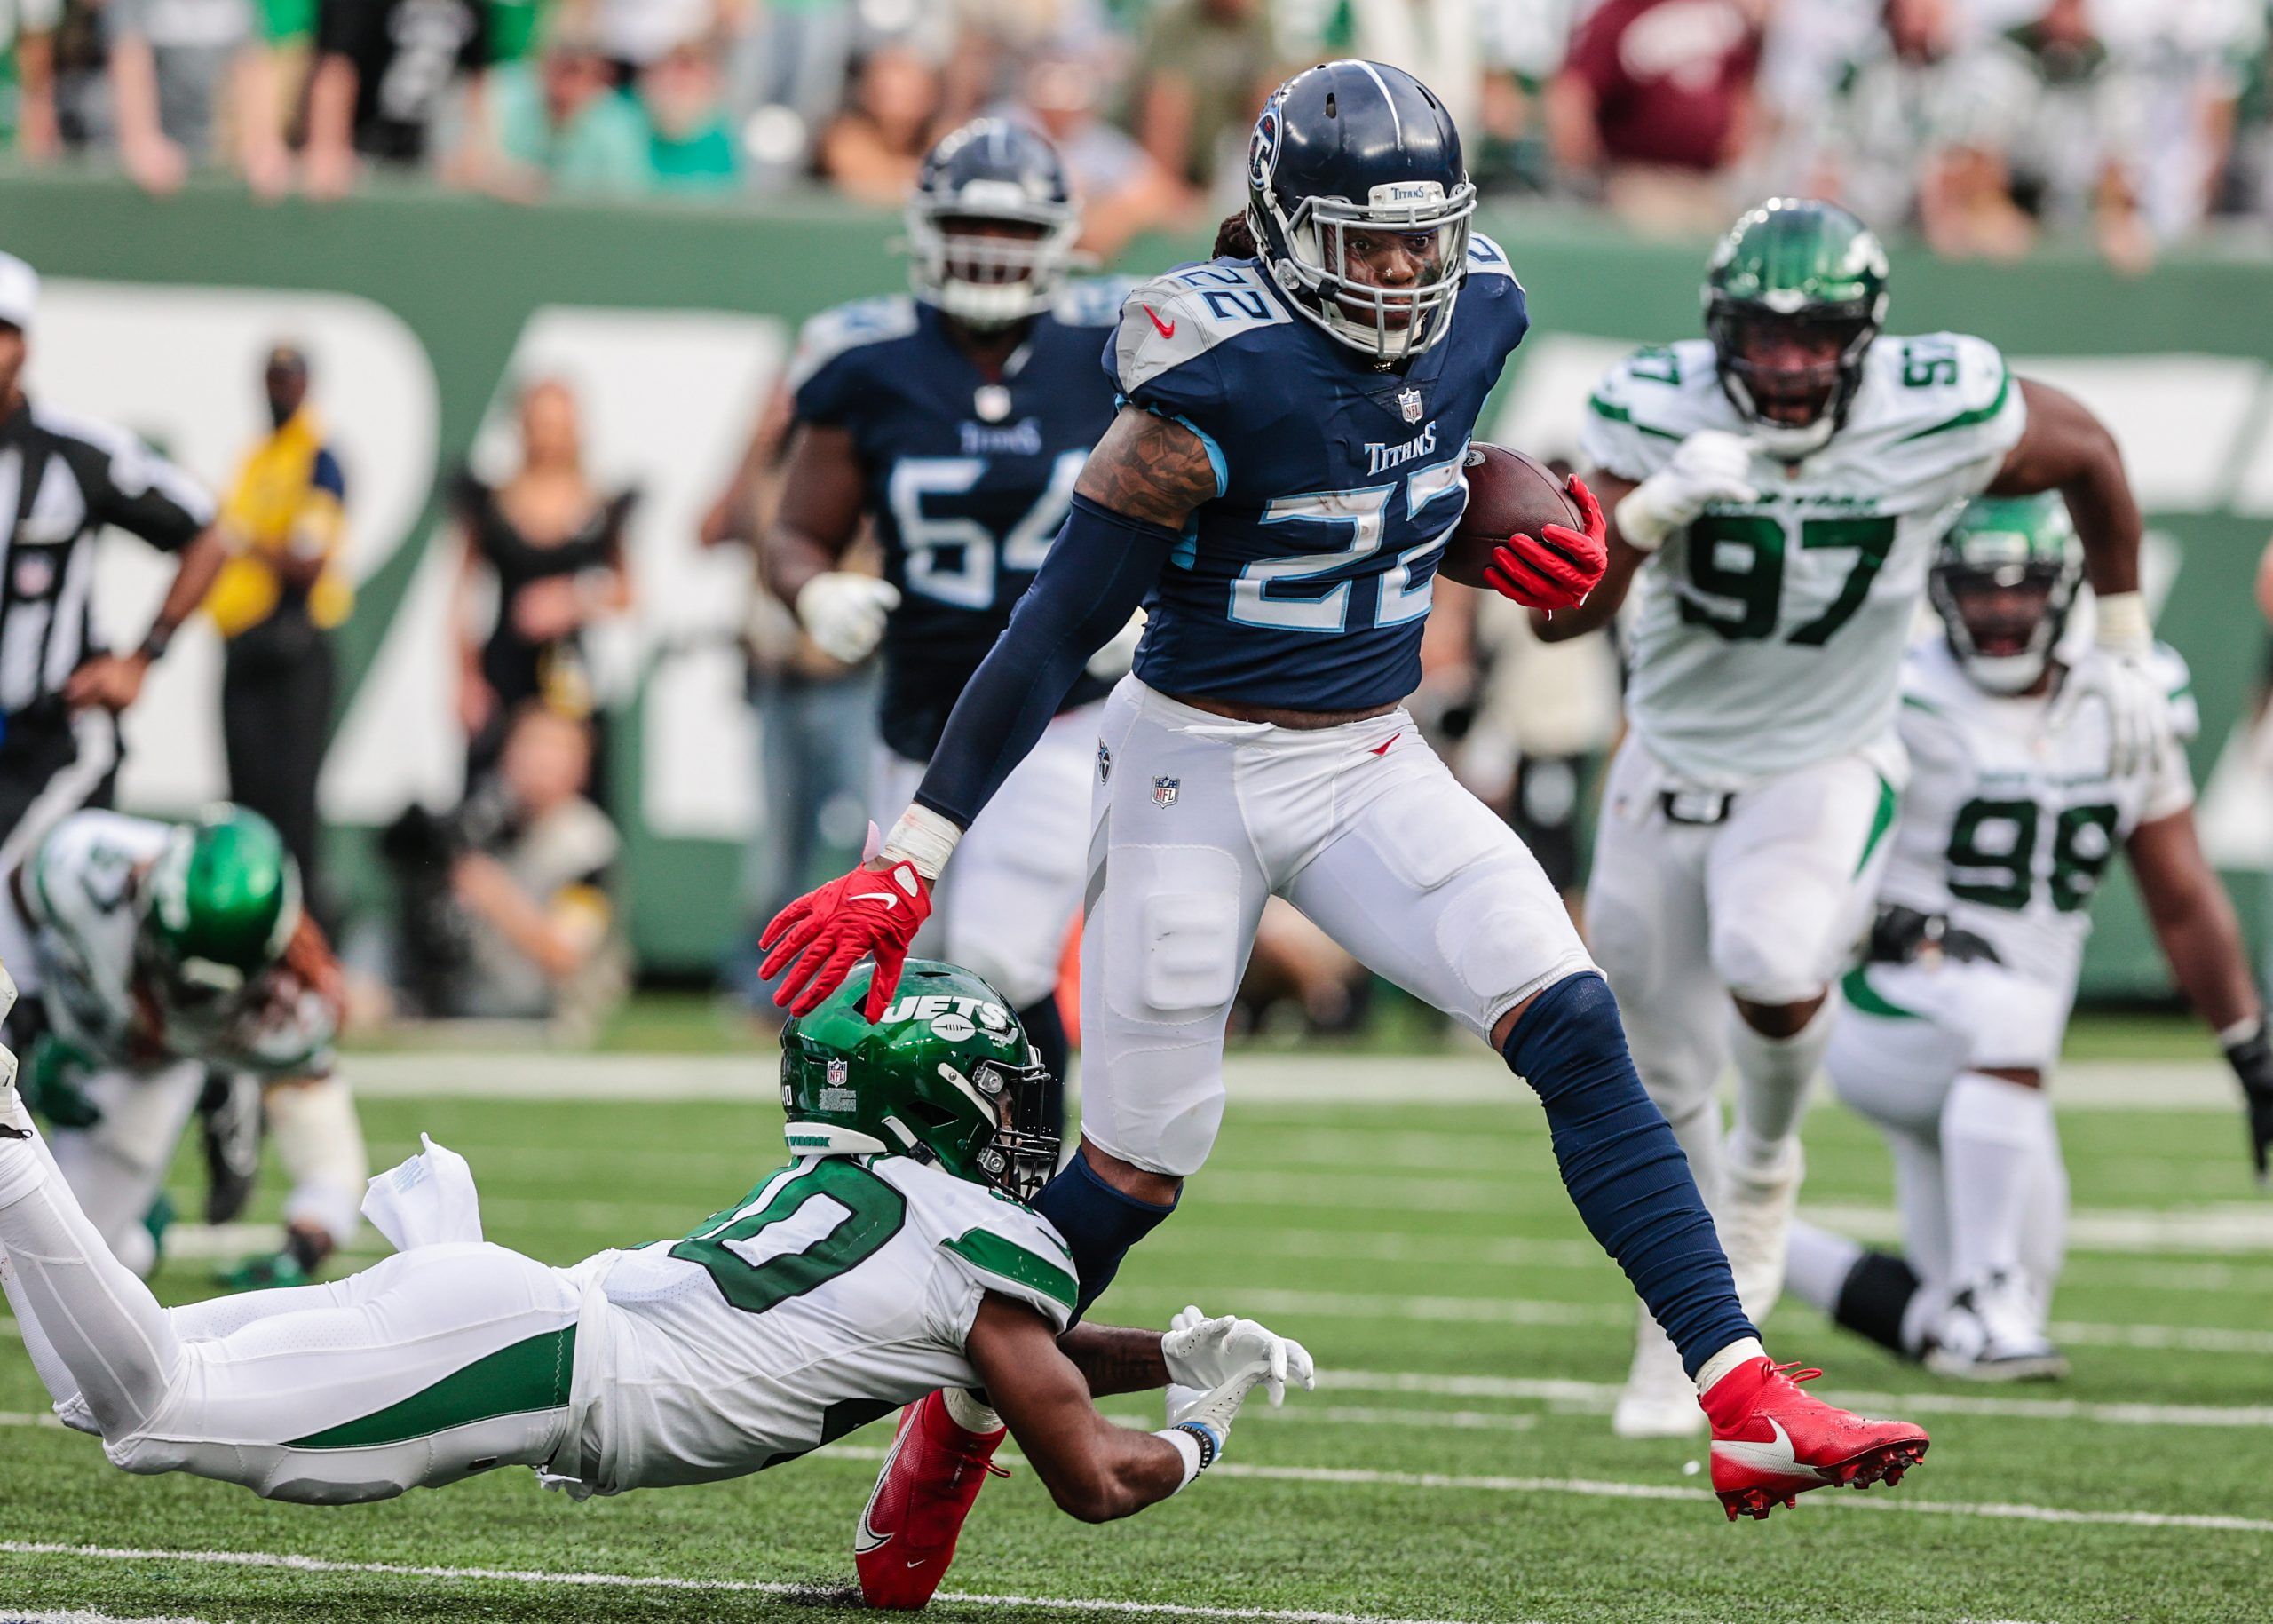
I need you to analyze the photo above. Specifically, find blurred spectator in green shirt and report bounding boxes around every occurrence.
[641,34,740,193]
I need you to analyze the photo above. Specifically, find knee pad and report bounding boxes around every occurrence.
[1710,915,1832,1009]
[1501,970,1624,1102]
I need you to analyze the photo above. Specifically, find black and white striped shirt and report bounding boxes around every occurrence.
[0,396,213,716]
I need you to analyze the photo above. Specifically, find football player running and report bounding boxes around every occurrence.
[759,117,1131,1114]
[763,63,1935,1604]
[0,959,1312,1533]
[0,805,363,1285]
[1785,497,2272,1380]
[1537,198,2175,1437]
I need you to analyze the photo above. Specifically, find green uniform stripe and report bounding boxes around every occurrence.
[1841,967,1922,1021]
[946,1229,1077,1312]
[1899,368,2012,441]
[287,1325,575,1450]
[1854,775,1899,877]
[1588,395,1681,440]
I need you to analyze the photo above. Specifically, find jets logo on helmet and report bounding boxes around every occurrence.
[780,959,1059,1203]
[904,117,1081,332]
[1242,60,1477,364]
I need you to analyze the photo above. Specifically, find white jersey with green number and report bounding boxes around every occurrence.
[1876,638,2197,992]
[557,1152,1075,1496]
[8,811,171,1060]
[1580,333,2028,788]
[4,810,335,1075]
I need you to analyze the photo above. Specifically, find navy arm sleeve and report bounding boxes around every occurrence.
[915,494,1176,828]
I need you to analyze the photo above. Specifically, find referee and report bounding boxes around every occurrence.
[0,251,227,861]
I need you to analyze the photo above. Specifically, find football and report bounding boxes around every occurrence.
[1438,443,1584,590]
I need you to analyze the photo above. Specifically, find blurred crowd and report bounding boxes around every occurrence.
[1,0,2270,262]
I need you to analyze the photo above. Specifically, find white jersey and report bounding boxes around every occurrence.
[1,810,335,1075]
[1876,639,2197,994]
[559,1153,1074,1495]
[1580,334,2029,788]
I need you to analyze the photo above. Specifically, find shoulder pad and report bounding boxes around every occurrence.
[939,1201,1077,1333]
[2145,641,2198,742]
[1871,333,2019,447]
[1113,261,1289,400]
[1051,275,1135,329]
[1581,341,1716,471]
[786,296,921,398]
[1464,233,1521,283]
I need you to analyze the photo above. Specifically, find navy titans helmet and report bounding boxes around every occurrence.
[1245,60,1477,363]
[906,118,1081,330]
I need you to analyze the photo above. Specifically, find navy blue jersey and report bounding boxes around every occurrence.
[1109,234,1527,710]
[789,282,1124,761]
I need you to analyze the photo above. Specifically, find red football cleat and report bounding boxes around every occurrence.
[1704,1357,1930,1522]
[854,1390,1010,1609]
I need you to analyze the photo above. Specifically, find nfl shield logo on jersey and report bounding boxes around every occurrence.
[1152,775,1179,809]
[1398,388,1424,424]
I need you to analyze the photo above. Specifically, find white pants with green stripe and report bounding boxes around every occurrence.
[0,1121,580,1503]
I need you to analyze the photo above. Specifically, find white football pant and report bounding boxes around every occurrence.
[873,700,1100,1009]
[0,1115,581,1504]
[1079,679,1594,1176]
[1828,967,2072,1323]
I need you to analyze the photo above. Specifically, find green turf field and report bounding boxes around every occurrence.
[3,1042,2268,1623]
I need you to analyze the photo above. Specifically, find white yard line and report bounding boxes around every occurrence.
[1318,1371,2273,1430]
[1108,1287,2273,1356]
[341,1051,2240,1111]
[0,1542,1494,1624]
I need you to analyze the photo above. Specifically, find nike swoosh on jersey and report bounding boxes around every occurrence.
[851,891,900,910]
[854,1427,909,1554]
[1144,305,1176,339]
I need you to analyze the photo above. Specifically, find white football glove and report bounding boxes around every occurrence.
[1162,1303,1316,1422]
[796,572,899,664]
[1612,429,1760,552]
[1085,608,1147,682]
[2055,591,2174,778]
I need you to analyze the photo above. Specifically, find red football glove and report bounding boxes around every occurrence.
[1483,473,1608,611]
[759,859,933,1019]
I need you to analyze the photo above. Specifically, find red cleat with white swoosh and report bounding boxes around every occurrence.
[1704,1358,1929,1522]
[855,1390,1010,1609]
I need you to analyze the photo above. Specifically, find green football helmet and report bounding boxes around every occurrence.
[1928,494,2083,695]
[779,959,1059,1202]
[1705,198,1889,457]
[139,806,302,1017]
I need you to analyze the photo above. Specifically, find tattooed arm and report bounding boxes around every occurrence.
[1059,1322,1173,1397]
[1075,405,1223,527]
[907,408,1213,830]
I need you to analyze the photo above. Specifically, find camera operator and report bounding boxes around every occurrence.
[383,703,622,1028]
